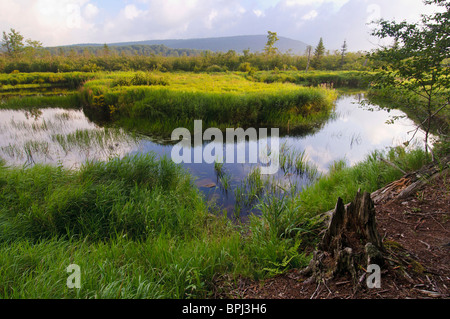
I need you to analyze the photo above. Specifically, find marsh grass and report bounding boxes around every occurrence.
[248,70,371,88]
[0,154,277,298]
[232,167,271,219]
[294,147,430,217]
[0,147,431,297]
[0,72,95,88]
[218,172,231,192]
[214,160,225,177]
[9,118,53,132]
[111,72,169,87]
[0,70,435,298]
[80,72,338,136]
[1,71,338,136]
[0,72,93,109]
[0,95,82,109]
[213,160,232,192]
[241,146,430,276]
[52,128,132,152]
[279,143,320,180]
[0,154,206,242]
[1,122,135,165]
[232,145,321,221]
[23,140,51,159]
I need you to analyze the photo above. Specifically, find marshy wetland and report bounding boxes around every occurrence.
[0,72,430,217]
[0,71,434,298]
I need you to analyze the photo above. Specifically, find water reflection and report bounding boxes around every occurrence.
[0,94,432,217]
[0,108,138,168]
[129,94,432,215]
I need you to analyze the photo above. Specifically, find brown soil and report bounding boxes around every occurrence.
[218,173,450,299]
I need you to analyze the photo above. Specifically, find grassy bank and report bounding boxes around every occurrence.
[0,146,431,298]
[0,154,240,298]
[0,153,313,298]
[0,72,94,109]
[247,70,371,88]
[0,72,95,87]
[0,94,83,109]
[80,71,338,135]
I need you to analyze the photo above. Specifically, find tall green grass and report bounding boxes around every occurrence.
[247,71,371,88]
[279,143,320,180]
[0,94,82,109]
[293,146,430,218]
[1,153,307,298]
[0,230,247,299]
[0,72,95,88]
[0,154,207,242]
[242,146,431,275]
[0,72,94,110]
[0,130,432,298]
[0,154,245,298]
[79,72,338,136]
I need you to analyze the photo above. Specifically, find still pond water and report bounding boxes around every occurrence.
[0,94,429,216]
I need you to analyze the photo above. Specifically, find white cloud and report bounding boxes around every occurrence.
[123,4,143,20]
[0,0,441,50]
[84,3,99,20]
[0,0,102,45]
[302,9,318,20]
[284,0,349,8]
[206,10,218,29]
[253,9,265,17]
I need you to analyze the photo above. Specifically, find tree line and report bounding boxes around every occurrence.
[1,29,373,73]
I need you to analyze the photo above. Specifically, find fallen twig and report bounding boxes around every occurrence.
[418,239,431,250]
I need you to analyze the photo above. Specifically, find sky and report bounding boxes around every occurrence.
[0,0,443,52]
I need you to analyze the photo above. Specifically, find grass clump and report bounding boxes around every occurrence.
[0,153,205,242]
[111,72,169,87]
[0,72,95,88]
[279,143,320,180]
[80,72,338,136]
[294,147,430,217]
[0,154,247,298]
[247,71,371,88]
[0,94,82,109]
[0,146,432,298]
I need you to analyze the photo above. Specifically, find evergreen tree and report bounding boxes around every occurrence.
[312,37,325,69]
[340,40,347,69]
[102,43,110,57]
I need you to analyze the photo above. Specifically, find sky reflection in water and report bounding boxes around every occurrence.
[0,94,429,216]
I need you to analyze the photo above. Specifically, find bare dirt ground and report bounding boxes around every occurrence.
[218,172,450,299]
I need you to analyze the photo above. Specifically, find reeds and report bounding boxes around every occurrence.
[0,147,431,298]
[248,70,371,88]
[279,142,320,181]
[0,72,95,88]
[0,95,82,109]
[80,71,338,136]
[1,109,137,166]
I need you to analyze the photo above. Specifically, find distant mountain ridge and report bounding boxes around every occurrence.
[69,35,310,55]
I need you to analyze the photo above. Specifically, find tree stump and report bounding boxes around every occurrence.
[303,189,384,285]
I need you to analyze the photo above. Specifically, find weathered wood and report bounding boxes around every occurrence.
[303,190,384,284]
[397,167,449,199]
[303,155,450,286]
[372,155,450,204]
